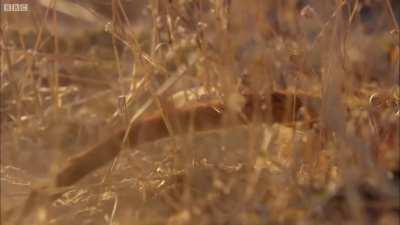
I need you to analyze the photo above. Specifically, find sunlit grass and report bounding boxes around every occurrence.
[1,1,399,225]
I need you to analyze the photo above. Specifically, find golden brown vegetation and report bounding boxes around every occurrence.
[1,0,399,225]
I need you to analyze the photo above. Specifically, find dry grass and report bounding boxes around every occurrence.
[1,0,399,225]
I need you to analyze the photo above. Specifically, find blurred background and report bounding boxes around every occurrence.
[1,1,399,225]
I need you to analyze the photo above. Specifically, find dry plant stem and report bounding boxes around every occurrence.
[51,0,60,111]
[384,0,399,31]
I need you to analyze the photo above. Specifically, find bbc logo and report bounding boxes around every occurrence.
[2,3,29,12]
